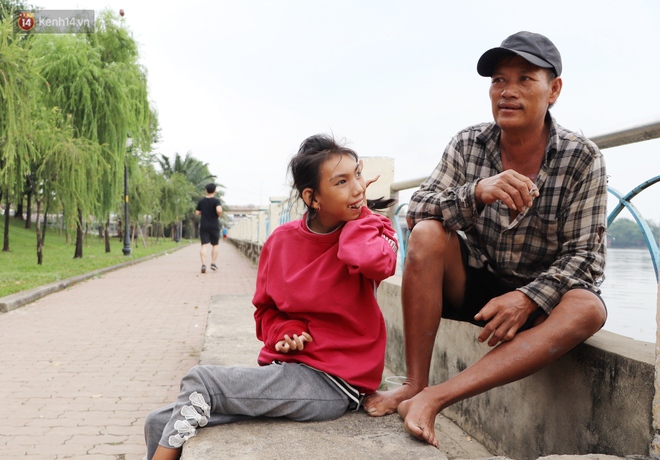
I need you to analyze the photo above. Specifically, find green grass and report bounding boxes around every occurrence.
[0,217,192,298]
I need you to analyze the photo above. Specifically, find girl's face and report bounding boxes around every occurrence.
[305,154,366,233]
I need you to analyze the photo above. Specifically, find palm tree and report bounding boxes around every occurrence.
[158,152,218,191]
[158,152,223,238]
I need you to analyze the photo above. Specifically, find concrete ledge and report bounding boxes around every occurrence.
[183,293,495,460]
[227,238,260,265]
[378,275,655,459]
[0,242,192,313]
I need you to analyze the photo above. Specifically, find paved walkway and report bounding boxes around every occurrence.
[0,242,255,460]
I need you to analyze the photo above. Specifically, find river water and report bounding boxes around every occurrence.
[600,247,659,343]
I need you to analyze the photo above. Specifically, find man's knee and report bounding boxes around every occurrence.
[407,220,448,257]
[555,288,607,334]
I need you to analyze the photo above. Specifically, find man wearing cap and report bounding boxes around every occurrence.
[363,31,608,448]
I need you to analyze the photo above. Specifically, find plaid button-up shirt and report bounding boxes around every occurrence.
[407,116,607,314]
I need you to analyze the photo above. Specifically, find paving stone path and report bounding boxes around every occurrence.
[0,241,256,460]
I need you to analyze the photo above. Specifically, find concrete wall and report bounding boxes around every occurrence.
[378,275,655,460]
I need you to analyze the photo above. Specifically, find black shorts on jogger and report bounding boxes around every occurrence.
[200,228,220,245]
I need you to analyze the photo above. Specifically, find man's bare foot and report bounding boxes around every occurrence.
[397,390,441,448]
[363,382,420,417]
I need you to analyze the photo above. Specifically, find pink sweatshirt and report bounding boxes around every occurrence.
[253,206,398,393]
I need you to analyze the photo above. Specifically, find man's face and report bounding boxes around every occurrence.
[489,55,561,133]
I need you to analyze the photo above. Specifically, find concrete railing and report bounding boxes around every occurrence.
[225,123,660,458]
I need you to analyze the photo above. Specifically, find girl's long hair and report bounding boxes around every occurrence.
[288,134,395,218]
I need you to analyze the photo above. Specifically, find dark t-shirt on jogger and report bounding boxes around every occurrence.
[196,197,221,230]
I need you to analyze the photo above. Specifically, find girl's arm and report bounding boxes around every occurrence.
[252,237,310,350]
[337,206,398,281]
[254,302,309,350]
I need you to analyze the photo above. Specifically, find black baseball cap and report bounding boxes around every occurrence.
[477,31,562,77]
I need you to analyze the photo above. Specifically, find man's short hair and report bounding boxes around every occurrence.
[205,183,216,194]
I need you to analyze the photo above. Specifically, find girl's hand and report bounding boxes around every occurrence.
[275,332,313,353]
[360,160,380,190]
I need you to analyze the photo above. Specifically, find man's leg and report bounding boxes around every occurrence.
[199,243,209,266]
[210,244,219,268]
[364,220,465,416]
[398,288,607,448]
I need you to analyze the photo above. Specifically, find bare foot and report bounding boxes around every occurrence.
[152,445,182,460]
[397,390,441,448]
[363,382,420,417]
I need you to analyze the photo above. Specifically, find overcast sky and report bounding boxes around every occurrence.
[53,0,660,223]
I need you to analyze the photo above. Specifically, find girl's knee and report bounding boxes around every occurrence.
[181,365,212,387]
[144,404,173,439]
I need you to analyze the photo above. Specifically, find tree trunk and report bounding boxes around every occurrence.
[3,195,10,252]
[104,219,111,253]
[73,208,83,258]
[35,198,43,265]
[42,196,50,244]
[139,225,148,248]
[15,196,23,220]
[25,189,32,229]
[155,214,161,244]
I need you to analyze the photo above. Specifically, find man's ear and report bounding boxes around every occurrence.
[549,76,562,104]
[302,188,316,208]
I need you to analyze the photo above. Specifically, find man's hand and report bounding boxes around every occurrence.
[475,170,539,212]
[275,332,313,353]
[474,291,538,347]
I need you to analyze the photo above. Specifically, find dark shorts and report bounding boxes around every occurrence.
[442,237,545,332]
[442,237,607,332]
[200,228,220,245]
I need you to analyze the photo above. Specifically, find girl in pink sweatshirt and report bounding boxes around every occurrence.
[145,134,398,460]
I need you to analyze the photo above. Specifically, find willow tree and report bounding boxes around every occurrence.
[89,10,155,251]
[30,9,155,258]
[0,15,40,252]
[124,161,162,247]
[32,108,107,262]
[159,172,197,241]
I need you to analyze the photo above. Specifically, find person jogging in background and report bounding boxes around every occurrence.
[195,183,223,274]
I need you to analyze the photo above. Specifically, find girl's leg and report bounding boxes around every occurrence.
[145,403,175,460]
[146,363,349,459]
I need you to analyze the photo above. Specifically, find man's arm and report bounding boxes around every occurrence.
[216,205,223,217]
[518,150,607,314]
[407,137,477,229]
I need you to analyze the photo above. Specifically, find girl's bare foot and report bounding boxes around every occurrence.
[152,445,182,460]
[363,382,420,417]
[397,390,441,448]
